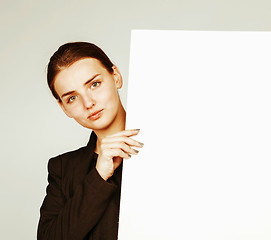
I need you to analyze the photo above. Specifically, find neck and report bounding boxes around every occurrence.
[94,104,126,154]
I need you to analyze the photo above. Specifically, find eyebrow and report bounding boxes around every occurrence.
[60,74,101,98]
[83,74,101,86]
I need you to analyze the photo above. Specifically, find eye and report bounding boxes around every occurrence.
[67,95,77,103]
[91,81,101,89]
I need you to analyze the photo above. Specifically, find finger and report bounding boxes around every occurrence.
[110,148,131,159]
[102,136,144,148]
[103,141,139,155]
[109,129,140,138]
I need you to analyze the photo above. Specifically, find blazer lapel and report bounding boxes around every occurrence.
[71,131,97,193]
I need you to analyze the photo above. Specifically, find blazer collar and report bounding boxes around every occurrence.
[85,131,97,159]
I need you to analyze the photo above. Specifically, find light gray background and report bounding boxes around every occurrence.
[1,0,271,239]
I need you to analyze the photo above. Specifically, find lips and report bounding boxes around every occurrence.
[88,109,103,121]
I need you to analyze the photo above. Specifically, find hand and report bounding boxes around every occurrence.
[96,129,143,181]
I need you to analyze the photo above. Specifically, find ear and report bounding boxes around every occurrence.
[112,65,123,89]
[57,100,73,118]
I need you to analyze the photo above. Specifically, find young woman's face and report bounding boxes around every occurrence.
[54,58,123,130]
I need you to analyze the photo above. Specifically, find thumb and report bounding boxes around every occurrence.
[113,156,123,170]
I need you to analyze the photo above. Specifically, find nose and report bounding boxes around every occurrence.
[82,93,95,109]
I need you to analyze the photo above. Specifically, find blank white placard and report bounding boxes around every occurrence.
[119,30,271,240]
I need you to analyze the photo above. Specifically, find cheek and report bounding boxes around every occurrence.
[65,104,84,118]
[96,86,119,107]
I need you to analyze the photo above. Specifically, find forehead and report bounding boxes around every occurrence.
[58,58,105,81]
[54,58,107,94]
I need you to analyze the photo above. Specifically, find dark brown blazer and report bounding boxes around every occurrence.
[38,131,123,240]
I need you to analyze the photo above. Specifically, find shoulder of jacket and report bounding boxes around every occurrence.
[48,146,87,174]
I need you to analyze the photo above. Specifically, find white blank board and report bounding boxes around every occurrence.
[119,30,271,240]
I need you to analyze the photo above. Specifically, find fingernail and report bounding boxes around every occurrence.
[134,149,139,154]
[128,154,132,158]
[138,142,144,146]
[134,129,140,132]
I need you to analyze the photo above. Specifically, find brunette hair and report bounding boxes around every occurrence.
[47,42,114,101]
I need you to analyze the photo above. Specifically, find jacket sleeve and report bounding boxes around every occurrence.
[37,155,117,240]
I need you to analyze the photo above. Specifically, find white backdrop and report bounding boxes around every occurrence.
[119,30,271,239]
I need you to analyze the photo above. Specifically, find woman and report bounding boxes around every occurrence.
[38,42,143,240]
